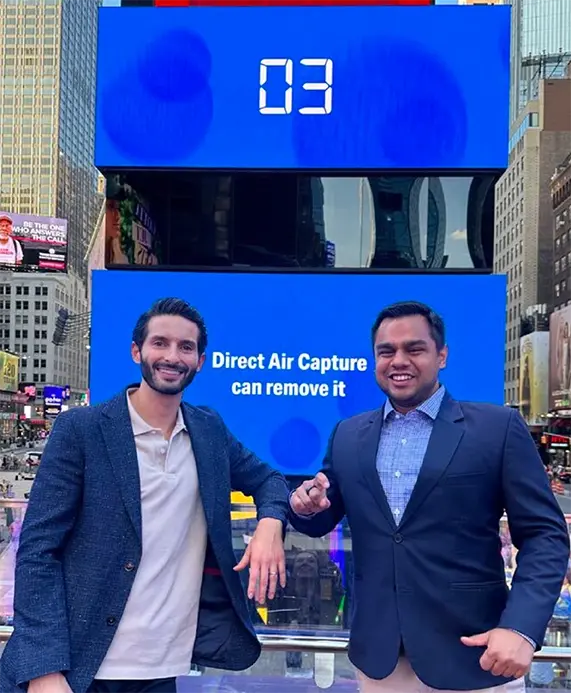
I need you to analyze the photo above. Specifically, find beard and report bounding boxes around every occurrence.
[140,357,198,396]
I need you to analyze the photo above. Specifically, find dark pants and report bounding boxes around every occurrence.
[87,678,177,693]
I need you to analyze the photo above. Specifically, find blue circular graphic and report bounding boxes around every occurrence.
[293,38,468,168]
[270,418,322,473]
[137,30,212,103]
[101,31,213,163]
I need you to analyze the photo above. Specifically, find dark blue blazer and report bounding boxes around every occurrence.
[0,390,289,693]
[290,394,570,690]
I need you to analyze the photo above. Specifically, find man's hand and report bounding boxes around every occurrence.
[461,628,534,679]
[290,473,331,516]
[234,517,286,604]
[29,673,72,693]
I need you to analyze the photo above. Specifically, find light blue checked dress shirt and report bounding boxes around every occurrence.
[375,385,536,648]
[377,385,445,524]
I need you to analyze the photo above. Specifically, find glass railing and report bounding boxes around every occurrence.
[2,496,571,690]
[175,647,571,691]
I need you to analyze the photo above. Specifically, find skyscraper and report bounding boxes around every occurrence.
[510,0,571,123]
[0,0,101,395]
[495,76,571,406]
[0,0,100,279]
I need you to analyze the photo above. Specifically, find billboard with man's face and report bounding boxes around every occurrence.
[0,212,67,273]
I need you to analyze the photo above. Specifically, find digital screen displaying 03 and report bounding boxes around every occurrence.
[95,5,510,171]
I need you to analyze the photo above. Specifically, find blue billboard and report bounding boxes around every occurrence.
[43,386,64,419]
[95,5,510,170]
[90,271,506,476]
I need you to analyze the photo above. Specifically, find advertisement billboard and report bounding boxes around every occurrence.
[519,332,549,426]
[43,386,64,419]
[95,5,510,170]
[0,212,67,273]
[0,352,18,394]
[18,382,36,402]
[91,271,506,476]
[550,306,571,411]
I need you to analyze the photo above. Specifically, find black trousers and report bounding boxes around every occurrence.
[87,678,177,693]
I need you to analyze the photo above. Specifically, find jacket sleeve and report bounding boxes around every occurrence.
[9,410,84,685]
[288,423,346,538]
[498,409,570,646]
[219,416,290,526]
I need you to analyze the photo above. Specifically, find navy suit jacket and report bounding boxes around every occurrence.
[0,390,289,693]
[290,394,570,690]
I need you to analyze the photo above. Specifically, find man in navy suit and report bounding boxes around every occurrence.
[1,298,289,693]
[290,301,569,693]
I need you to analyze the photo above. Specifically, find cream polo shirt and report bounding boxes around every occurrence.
[96,392,207,680]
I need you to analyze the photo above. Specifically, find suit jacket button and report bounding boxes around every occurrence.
[106,616,117,626]
[394,533,403,544]
[124,561,136,572]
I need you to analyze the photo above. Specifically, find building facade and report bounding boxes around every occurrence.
[510,0,571,123]
[0,272,88,395]
[0,0,101,279]
[551,151,571,307]
[0,0,100,394]
[495,76,571,406]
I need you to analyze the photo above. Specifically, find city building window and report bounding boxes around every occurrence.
[42,301,48,310]
[42,287,48,296]
[40,374,46,383]
[34,301,40,310]
[23,286,29,296]
[35,287,41,296]
[16,287,22,295]
[41,331,47,339]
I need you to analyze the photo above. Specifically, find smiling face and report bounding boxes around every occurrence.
[0,218,13,240]
[131,314,205,396]
[373,314,447,412]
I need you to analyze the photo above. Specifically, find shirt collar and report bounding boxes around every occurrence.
[383,384,446,421]
[126,388,186,437]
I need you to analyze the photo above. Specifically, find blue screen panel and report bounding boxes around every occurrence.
[91,271,506,476]
[95,6,510,170]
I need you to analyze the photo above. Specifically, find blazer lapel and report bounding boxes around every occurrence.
[358,409,397,528]
[100,390,142,545]
[182,404,218,528]
[400,395,465,527]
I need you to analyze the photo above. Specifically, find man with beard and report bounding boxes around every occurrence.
[0,298,290,693]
